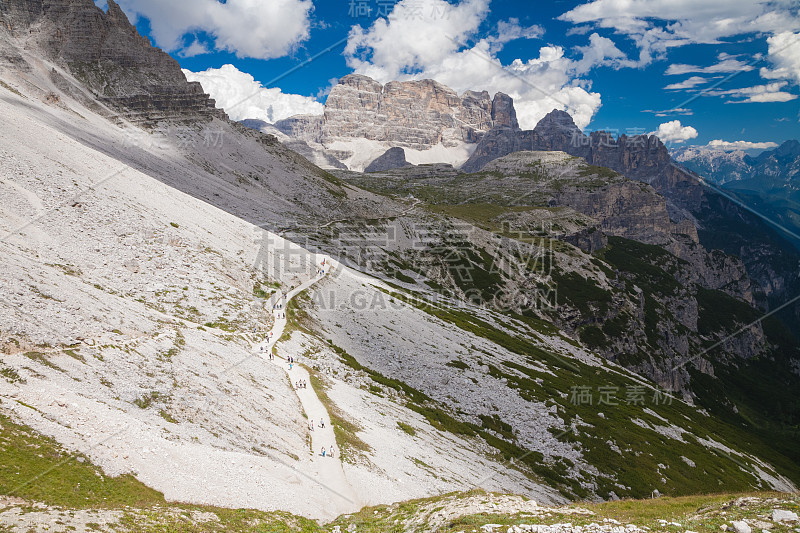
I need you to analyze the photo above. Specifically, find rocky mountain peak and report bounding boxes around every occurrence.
[337,73,383,92]
[0,0,224,124]
[272,75,528,169]
[105,0,130,25]
[534,109,580,133]
[491,92,518,129]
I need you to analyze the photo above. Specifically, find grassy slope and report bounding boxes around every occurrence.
[1,398,798,532]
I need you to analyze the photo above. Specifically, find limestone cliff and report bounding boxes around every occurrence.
[0,0,223,124]
[273,74,518,156]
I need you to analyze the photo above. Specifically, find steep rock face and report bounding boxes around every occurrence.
[320,74,495,150]
[0,0,223,124]
[490,92,518,129]
[464,110,675,191]
[273,75,519,155]
[530,110,587,155]
[364,147,411,173]
[273,114,324,144]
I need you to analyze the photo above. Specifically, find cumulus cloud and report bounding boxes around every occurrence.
[559,0,800,67]
[573,33,638,74]
[760,31,800,85]
[707,139,779,151]
[345,0,602,129]
[650,120,698,143]
[664,76,708,90]
[111,0,313,59]
[184,65,324,122]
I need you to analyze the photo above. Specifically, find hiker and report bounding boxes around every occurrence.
[319,418,324,428]
[321,447,326,457]
[310,420,314,431]
[329,446,334,458]
[289,362,293,370]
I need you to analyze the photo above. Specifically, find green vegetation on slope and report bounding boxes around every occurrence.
[0,413,164,508]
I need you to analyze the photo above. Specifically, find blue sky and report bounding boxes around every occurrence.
[107,0,799,151]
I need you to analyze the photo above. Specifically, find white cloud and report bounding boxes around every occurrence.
[345,0,602,129]
[183,65,324,122]
[487,19,545,51]
[713,81,799,103]
[111,0,313,59]
[573,33,637,74]
[665,53,755,75]
[178,38,210,58]
[707,139,779,151]
[760,31,800,85]
[559,0,800,67]
[664,76,708,90]
[650,120,698,143]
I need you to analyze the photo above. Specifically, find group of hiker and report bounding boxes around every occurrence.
[316,257,329,277]
[257,259,338,460]
[273,294,286,319]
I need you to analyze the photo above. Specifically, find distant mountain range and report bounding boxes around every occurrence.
[672,141,800,186]
[672,141,800,249]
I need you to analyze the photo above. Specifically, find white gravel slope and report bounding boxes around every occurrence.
[0,80,562,519]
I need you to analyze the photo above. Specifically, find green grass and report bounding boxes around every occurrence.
[0,408,797,532]
[306,369,372,463]
[428,203,536,231]
[374,285,800,498]
[0,79,25,98]
[549,270,612,315]
[22,351,63,372]
[0,365,24,384]
[0,414,164,508]
[696,286,760,335]
[133,391,161,409]
[397,421,417,436]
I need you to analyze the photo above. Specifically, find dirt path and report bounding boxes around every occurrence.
[252,257,360,517]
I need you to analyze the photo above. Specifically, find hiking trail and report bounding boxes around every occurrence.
[253,256,360,517]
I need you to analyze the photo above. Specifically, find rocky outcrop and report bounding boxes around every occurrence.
[490,92,518,129]
[273,114,324,144]
[463,110,675,188]
[274,75,519,154]
[481,151,696,247]
[240,118,346,169]
[364,147,411,173]
[0,0,223,124]
[319,74,492,150]
[465,109,800,323]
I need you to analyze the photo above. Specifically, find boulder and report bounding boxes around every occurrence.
[772,510,799,522]
[365,147,412,173]
[732,521,751,533]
